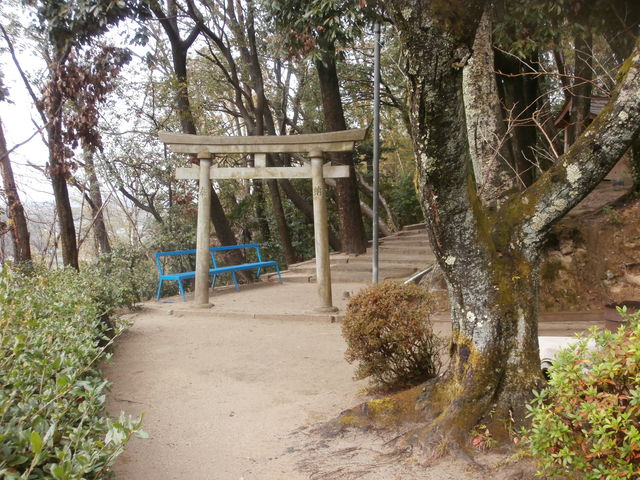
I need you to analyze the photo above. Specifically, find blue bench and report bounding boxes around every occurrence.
[154,244,282,302]
[210,244,282,291]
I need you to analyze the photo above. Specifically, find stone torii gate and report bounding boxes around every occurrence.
[159,129,367,312]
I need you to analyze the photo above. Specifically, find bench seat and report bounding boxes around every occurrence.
[154,244,282,302]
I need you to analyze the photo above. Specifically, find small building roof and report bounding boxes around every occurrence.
[554,96,609,129]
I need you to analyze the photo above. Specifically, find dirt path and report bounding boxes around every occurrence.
[104,283,371,479]
[105,282,598,479]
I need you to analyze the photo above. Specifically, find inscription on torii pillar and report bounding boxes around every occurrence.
[159,129,367,312]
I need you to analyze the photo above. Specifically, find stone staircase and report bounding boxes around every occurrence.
[269,223,435,284]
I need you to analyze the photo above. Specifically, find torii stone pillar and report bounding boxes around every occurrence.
[193,153,212,306]
[310,152,336,312]
[159,129,366,311]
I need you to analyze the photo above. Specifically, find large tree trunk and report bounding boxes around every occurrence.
[462,8,516,204]
[252,179,271,240]
[494,49,540,187]
[0,116,31,265]
[566,32,593,146]
[84,150,111,256]
[315,45,367,254]
[267,178,298,264]
[153,0,249,273]
[246,1,297,263]
[47,59,79,270]
[632,136,640,193]
[386,0,640,447]
[391,2,541,441]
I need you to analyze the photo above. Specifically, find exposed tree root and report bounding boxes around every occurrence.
[317,370,539,467]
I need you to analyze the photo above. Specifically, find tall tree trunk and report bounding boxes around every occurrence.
[267,178,297,264]
[47,59,79,270]
[494,50,540,187]
[152,0,249,272]
[566,32,593,146]
[386,0,640,448]
[631,136,640,193]
[252,179,271,241]
[84,150,111,256]
[315,44,367,254]
[170,36,198,137]
[245,0,297,262]
[0,116,31,265]
[462,8,516,204]
[395,5,541,439]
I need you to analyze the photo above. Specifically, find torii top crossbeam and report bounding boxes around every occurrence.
[159,128,366,154]
[159,128,367,312]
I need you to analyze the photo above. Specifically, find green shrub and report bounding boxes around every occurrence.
[85,245,158,312]
[387,173,423,227]
[0,266,143,479]
[526,311,640,479]
[342,281,442,391]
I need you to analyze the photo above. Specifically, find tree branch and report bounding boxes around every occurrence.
[0,24,47,126]
[516,42,640,246]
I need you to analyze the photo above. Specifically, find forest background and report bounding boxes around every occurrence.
[0,0,425,286]
[1,0,635,297]
[1,0,640,477]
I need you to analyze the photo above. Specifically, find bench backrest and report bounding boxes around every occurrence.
[210,243,261,268]
[154,249,196,276]
[154,244,264,275]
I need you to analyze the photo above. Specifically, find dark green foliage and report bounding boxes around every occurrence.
[23,0,150,50]
[263,0,374,60]
[0,266,143,479]
[342,281,442,391]
[387,173,423,227]
[493,0,640,58]
[526,311,640,479]
[86,245,158,311]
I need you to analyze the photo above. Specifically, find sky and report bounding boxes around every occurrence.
[1,39,55,204]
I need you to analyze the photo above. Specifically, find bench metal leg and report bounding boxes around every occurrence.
[275,265,283,283]
[211,273,217,289]
[156,279,164,301]
[178,279,186,302]
[232,272,240,290]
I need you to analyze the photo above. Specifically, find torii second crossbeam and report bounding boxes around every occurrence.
[159,128,367,312]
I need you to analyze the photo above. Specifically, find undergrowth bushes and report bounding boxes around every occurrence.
[526,311,640,479]
[0,266,143,479]
[342,281,442,391]
[86,245,158,311]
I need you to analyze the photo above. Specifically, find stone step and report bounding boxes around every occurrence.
[348,254,436,264]
[392,229,427,238]
[339,255,430,267]
[290,262,418,275]
[274,272,312,283]
[280,269,415,285]
[376,250,432,258]
[378,242,431,251]
[380,235,429,247]
[402,223,427,231]
[281,223,431,286]
[288,256,349,269]
[337,262,419,272]
[334,268,417,282]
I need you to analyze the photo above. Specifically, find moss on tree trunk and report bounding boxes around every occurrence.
[382,0,640,449]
